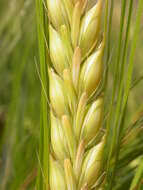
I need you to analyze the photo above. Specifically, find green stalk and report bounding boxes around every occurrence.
[105,1,127,184]
[36,0,50,189]
[121,0,143,115]
[113,0,133,141]
[107,0,143,188]
[106,0,114,62]
[110,0,134,177]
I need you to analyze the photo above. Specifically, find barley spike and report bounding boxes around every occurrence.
[47,0,105,189]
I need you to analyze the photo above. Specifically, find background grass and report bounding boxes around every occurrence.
[0,0,143,189]
[0,0,40,189]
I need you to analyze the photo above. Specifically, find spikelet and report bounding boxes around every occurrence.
[75,92,87,140]
[50,156,66,190]
[47,0,69,29]
[49,69,69,117]
[71,1,82,48]
[64,159,77,190]
[79,0,102,57]
[62,115,76,160]
[72,46,81,92]
[47,0,105,189]
[79,139,105,188]
[49,25,70,75]
[79,43,104,97]
[81,98,103,144]
[50,112,69,160]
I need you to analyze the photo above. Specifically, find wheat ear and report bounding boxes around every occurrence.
[47,0,105,189]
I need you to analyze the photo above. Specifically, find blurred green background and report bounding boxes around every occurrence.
[0,0,143,189]
[0,0,40,189]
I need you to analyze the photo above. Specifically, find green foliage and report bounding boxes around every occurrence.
[104,0,143,189]
[0,0,40,189]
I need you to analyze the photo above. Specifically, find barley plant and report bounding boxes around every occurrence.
[35,0,143,189]
[0,0,143,189]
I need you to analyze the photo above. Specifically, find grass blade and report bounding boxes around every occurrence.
[130,157,143,190]
[35,0,50,189]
